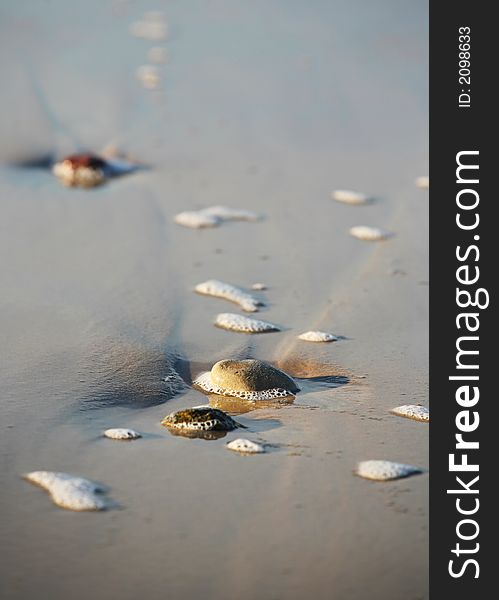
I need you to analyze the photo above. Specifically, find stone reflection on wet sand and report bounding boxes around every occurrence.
[166,428,229,441]
[208,393,295,415]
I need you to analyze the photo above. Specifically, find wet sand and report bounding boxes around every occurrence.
[0,1,428,599]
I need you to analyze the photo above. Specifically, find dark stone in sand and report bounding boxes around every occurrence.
[161,407,243,431]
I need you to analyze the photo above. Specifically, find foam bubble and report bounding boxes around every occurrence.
[24,471,108,511]
[391,405,429,422]
[331,189,371,205]
[355,460,423,481]
[174,211,221,229]
[226,439,265,454]
[349,225,393,241]
[215,313,280,333]
[104,428,142,440]
[298,330,338,342]
[195,280,263,312]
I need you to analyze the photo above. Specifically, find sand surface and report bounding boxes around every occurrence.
[0,1,428,599]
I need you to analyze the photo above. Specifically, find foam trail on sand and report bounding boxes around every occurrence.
[195,280,263,312]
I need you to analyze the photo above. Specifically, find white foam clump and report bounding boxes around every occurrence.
[174,206,260,229]
[227,439,265,454]
[355,460,423,481]
[193,371,294,401]
[298,331,338,342]
[331,189,371,205]
[415,176,429,189]
[104,428,142,440]
[215,313,279,333]
[175,211,219,229]
[349,225,393,241]
[195,280,263,312]
[391,405,429,422]
[24,471,108,511]
[130,12,168,41]
[136,65,160,90]
[251,282,267,291]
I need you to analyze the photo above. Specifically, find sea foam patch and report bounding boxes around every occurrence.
[298,331,338,342]
[215,313,280,333]
[349,226,393,241]
[195,280,263,312]
[355,460,423,481]
[104,428,142,440]
[331,189,371,205]
[391,405,429,422]
[174,206,260,229]
[24,471,109,511]
[175,211,220,229]
[226,439,265,454]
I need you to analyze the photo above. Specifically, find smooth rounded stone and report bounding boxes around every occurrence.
[331,189,371,205]
[215,313,280,333]
[349,225,393,241]
[391,405,429,422]
[24,471,108,511]
[415,175,429,189]
[298,330,338,343]
[103,428,142,440]
[193,359,299,400]
[355,460,423,481]
[52,154,106,188]
[161,407,243,431]
[195,280,263,312]
[174,206,260,229]
[251,282,267,290]
[226,438,265,454]
[194,371,298,401]
[212,359,299,393]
